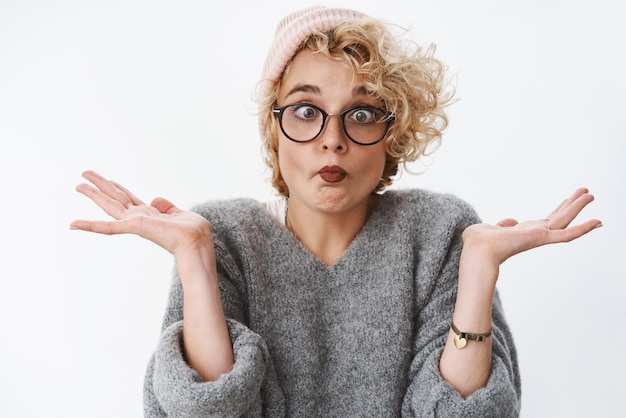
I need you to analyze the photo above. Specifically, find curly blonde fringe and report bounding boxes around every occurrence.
[256,18,454,197]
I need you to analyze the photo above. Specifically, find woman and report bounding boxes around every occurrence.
[70,6,601,417]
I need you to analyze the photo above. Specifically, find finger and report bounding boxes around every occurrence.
[75,182,128,220]
[546,187,588,217]
[546,187,589,219]
[151,197,180,214]
[496,218,518,227]
[112,180,145,206]
[69,219,133,235]
[82,170,135,208]
[545,219,603,244]
[548,191,595,230]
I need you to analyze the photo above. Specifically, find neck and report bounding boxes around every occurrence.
[286,196,377,266]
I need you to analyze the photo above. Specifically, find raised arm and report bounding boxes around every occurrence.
[439,187,602,397]
[70,170,233,381]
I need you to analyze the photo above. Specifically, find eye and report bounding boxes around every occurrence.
[291,104,321,120]
[348,107,380,124]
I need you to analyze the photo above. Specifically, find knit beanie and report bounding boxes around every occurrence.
[260,5,368,93]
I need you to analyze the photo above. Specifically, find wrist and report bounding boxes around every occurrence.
[175,240,218,287]
[454,247,498,330]
[458,245,500,291]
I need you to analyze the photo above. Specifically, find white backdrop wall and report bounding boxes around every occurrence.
[0,1,624,417]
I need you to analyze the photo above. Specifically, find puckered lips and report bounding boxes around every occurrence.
[318,165,347,183]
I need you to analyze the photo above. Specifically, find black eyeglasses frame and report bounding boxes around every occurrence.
[272,103,394,146]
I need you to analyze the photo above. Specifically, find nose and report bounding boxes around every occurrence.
[320,114,348,152]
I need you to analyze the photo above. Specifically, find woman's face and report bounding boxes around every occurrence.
[276,49,387,214]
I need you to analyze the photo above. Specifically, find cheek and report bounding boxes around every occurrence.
[277,144,289,178]
[277,140,300,184]
[364,147,387,178]
[369,149,388,189]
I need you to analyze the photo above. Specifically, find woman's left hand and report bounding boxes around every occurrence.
[442,187,601,396]
[462,187,602,266]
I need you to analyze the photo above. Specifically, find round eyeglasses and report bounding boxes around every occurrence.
[273,103,393,146]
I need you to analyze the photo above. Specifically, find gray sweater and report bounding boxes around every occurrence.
[143,189,521,417]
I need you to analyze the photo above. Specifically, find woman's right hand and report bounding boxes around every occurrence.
[70,170,213,259]
[72,170,234,381]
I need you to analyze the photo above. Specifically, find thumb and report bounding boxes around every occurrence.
[151,197,179,214]
[496,218,518,228]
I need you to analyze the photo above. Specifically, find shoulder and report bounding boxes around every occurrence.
[188,198,284,265]
[191,197,262,222]
[190,198,281,237]
[381,188,480,224]
[372,188,481,245]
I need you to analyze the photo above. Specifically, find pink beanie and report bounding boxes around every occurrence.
[260,5,368,91]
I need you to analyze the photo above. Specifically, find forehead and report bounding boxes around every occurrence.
[278,50,365,102]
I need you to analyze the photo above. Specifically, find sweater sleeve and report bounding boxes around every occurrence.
[401,197,522,417]
[142,238,272,417]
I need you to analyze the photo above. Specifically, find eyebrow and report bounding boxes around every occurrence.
[284,84,368,100]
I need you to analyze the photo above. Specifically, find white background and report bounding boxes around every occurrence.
[1,0,624,417]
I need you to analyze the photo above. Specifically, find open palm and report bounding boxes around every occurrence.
[462,187,602,266]
[70,170,213,257]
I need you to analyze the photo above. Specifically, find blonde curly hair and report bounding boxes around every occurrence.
[257,17,454,197]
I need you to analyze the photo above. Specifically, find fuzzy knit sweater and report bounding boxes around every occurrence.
[143,189,521,417]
